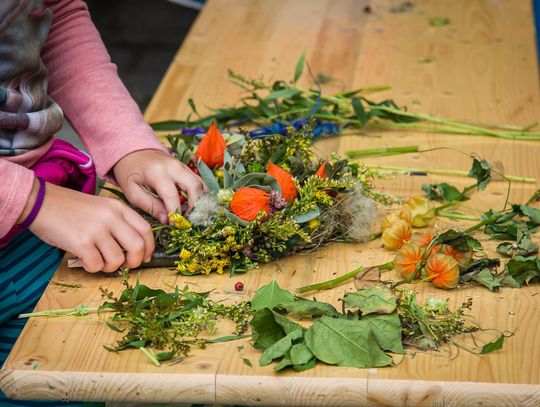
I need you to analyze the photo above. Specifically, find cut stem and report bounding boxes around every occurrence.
[361,164,536,183]
[139,347,161,367]
[18,305,103,318]
[346,146,419,158]
[296,261,394,293]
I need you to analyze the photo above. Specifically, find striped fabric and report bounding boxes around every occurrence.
[0,229,83,406]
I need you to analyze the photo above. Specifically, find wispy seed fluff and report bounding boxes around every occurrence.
[187,192,220,226]
[339,183,377,241]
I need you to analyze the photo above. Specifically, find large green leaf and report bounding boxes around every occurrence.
[233,173,281,192]
[259,328,303,366]
[250,308,285,350]
[362,313,404,354]
[293,52,305,83]
[343,287,397,315]
[197,160,220,192]
[277,298,338,318]
[251,278,295,311]
[304,316,393,368]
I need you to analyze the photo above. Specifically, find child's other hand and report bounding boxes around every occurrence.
[28,182,154,273]
[113,150,205,224]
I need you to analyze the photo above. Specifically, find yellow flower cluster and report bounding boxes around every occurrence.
[168,212,192,230]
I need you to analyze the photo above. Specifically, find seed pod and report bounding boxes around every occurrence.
[382,219,412,251]
[394,243,423,279]
[441,245,473,270]
[381,208,412,231]
[404,196,436,228]
[230,187,270,222]
[195,122,227,168]
[267,162,297,203]
[426,253,460,289]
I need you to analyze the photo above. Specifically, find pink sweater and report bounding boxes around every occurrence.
[0,0,166,238]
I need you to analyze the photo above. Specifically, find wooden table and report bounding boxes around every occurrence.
[2,0,540,405]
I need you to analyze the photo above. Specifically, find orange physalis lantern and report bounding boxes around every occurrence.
[394,243,423,279]
[426,253,460,289]
[381,219,412,251]
[230,187,270,222]
[441,245,473,270]
[267,162,297,203]
[195,122,227,168]
[315,160,328,179]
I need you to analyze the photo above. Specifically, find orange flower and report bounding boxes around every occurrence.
[441,245,473,270]
[394,243,423,279]
[404,196,436,228]
[382,219,412,251]
[410,230,441,254]
[267,162,297,203]
[381,208,412,231]
[195,122,227,168]
[315,160,328,179]
[426,254,459,289]
[230,187,270,222]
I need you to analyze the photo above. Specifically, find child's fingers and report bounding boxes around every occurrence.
[152,179,182,217]
[79,245,105,273]
[122,209,155,263]
[125,182,168,224]
[97,235,126,273]
[174,170,205,209]
[111,221,147,269]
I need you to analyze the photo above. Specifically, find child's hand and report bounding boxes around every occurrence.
[28,182,154,273]
[113,150,205,224]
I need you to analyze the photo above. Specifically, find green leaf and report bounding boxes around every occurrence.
[233,173,281,192]
[500,256,540,287]
[105,321,125,333]
[480,335,504,354]
[293,53,305,83]
[352,98,368,126]
[290,341,314,366]
[250,308,286,350]
[520,205,540,225]
[273,353,293,371]
[293,208,320,224]
[497,235,538,258]
[155,350,175,362]
[204,335,249,344]
[251,278,295,311]
[259,328,303,366]
[223,209,250,227]
[242,358,253,367]
[267,88,300,101]
[187,98,199,116]
[362,313,404,354]
[343,287,397,315]
[305,316,393,368]
[150,120,186,131]
[430,17,450,27]
[468,158,492,190]
[433,229,481,252]
[277,298,338,318]
[421,183,469,202]
[471,269,501,292]
[197,160,220,192]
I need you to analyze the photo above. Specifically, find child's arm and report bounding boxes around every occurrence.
[41,0,204,219]
[0,160,35,238]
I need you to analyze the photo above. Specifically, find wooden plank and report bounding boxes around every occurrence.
[2,0,540,405]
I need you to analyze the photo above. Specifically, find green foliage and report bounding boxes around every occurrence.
[100,274,252,363]
[422,182,470,202]
[343,286,397,315]
[468,158,492,190]
[250,278,295,311]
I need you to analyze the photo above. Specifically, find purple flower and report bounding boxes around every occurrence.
[269,190,287,214]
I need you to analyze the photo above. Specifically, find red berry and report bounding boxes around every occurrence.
[234,282,244,291]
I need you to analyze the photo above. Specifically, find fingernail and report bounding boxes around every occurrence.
[160,213,168,224]
[144,256,152,263]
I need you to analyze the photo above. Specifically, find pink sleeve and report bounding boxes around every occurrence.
[41,0,167,178]
[0,160,35,238]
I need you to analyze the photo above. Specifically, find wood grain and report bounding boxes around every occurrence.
[2,0,540,405]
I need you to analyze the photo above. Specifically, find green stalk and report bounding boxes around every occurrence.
[371,105,540,140]
[296,261,394,293]
[139,347,161,367]
[436,211,480,221]
[346,146,419,158]
[361,163,536,183]
[19,305,103,318]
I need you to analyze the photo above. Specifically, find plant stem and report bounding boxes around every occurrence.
[296,261,395,293]
[361,164,536,183]
[371,105,540,140]
[139,347,161,367]
[436,211,480,221]
[346,146,419,158]
[18,305,103,318]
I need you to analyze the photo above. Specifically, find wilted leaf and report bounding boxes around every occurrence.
[251,278,295,311]
[343,286,397,315]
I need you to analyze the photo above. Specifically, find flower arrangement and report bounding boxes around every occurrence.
[158,120,383,276]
